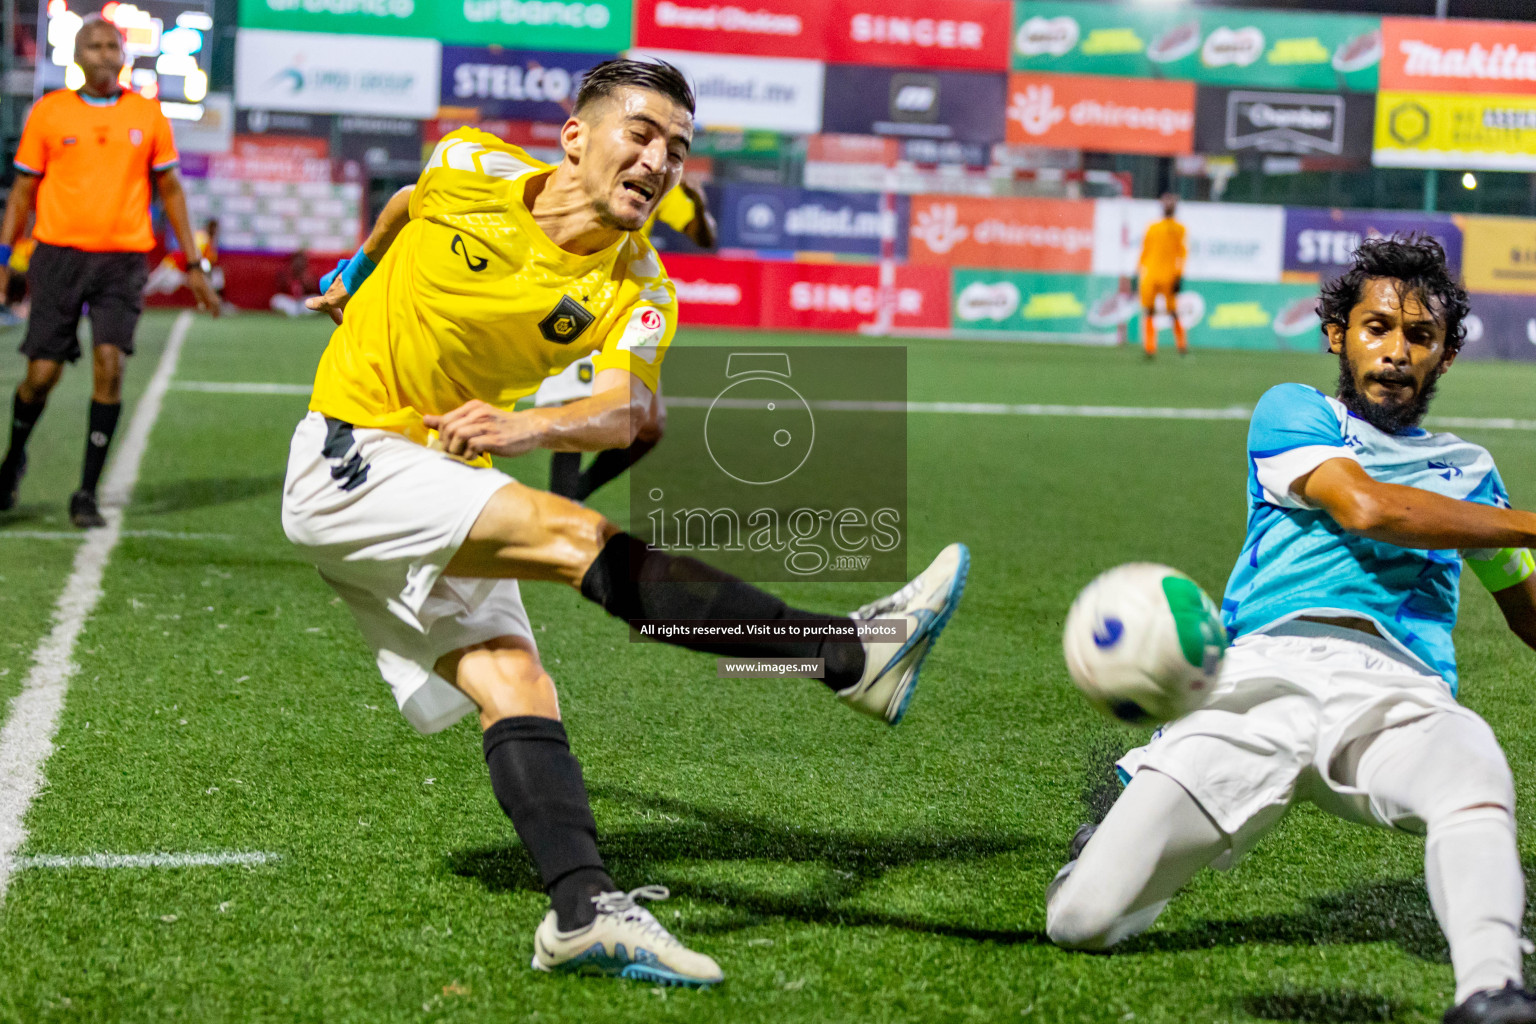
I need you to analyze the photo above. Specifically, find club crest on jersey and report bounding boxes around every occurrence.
[539,295,595,345]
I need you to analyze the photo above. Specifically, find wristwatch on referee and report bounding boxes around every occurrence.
[191,257,212,275]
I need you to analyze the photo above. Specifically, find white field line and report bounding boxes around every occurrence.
[173,381,309,395]
[0,310,192,904]
[17,851,277,870]
[156,383,1536,432]
[666,396,1536,431]
[0,530,234,542]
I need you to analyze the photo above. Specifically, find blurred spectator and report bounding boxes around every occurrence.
[270,250,321,317]
[145,218,227,308]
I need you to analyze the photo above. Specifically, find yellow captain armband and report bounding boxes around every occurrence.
[1467,547,1536,592]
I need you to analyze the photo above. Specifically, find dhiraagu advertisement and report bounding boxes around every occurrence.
[952,269,1322,350]
[1012,1,1382,92]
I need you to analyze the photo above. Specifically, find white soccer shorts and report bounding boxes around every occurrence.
[1117,620,1508,863]
[532,358,596,408]
[281,412,536,735]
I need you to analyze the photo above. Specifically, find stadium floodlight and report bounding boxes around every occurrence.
[1462,172,1478,190]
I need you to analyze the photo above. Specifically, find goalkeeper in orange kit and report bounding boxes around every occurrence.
[1137,193,1187,358]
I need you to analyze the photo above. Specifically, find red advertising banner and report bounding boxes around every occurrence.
[209,135,332,184]
[634,0,829,59]
[760,262,951,332]
[907,196,1096,272]
[1005,73,1195,156]
[1381,17,1536,95]
[661,253,765,327]
[825,0,1011,72]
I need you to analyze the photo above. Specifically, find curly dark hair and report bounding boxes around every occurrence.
[1316,233,1471,354]
[574,58,695,118]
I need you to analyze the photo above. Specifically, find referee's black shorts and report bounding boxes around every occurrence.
[20,242,148,363]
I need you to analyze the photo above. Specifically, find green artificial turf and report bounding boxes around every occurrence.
[0,311,1532,1023]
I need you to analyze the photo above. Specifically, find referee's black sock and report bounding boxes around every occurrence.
[576,438,657,501]
[482,716,614,932]
[579,532,866,691]
[79,401,121,497]
[2,391,46,471]
[548,451,582,500]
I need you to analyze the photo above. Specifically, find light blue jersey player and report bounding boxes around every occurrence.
[1047,236,1536,1024]
[1225,381,1516,693]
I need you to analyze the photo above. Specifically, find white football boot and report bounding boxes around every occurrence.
[531,885,723,988]
[839,542,970,725]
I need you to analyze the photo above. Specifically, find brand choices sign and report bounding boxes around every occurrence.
[1194,88,1375,159]
[634,0,827,59]
[821,65,1007,145]
[718,185,907,258]
[631,49,823,133]
[235,29,442,117]
[1283,208,1463,279]
[659,253,763,327]
[441,47,609,122]
[1006,72,1194,155]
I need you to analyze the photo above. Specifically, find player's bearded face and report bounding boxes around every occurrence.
[1330,277,1454,434]
[580,88,692,232]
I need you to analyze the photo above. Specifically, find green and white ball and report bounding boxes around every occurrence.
[1062,563,1229,725]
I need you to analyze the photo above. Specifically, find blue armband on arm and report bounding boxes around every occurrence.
[319,245,376,295]
[0,244,12,267]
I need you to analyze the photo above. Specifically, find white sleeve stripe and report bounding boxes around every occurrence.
[1255,444,1358,509]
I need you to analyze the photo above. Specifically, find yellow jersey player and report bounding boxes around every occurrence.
[541,176,716,502]
[284,60,969,988]
[1137,193,1188,359]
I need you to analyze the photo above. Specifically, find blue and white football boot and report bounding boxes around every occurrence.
[531,886,722,988]
[840,542,970,725]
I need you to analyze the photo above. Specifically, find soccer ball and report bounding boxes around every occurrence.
[1062,563,1229,725]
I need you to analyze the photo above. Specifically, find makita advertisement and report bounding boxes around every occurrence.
[717,184,908,258]
[441,47,611,122]
[1194,88,1375,161]
[820,65,1008,145]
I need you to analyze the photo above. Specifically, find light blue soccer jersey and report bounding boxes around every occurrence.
[1223,383,1511,692]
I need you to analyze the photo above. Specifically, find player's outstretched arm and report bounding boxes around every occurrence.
[425,369,652,460]
[307,184,415,324]
[1296,457,1536,551]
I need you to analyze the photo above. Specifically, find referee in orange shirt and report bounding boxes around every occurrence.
[0,15,217,527]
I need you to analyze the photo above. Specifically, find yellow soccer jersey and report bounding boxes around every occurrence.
[643,185,697,238]
[309,128,678,451]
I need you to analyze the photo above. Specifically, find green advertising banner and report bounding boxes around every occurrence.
[239,0,633,52]
[1012,1,1382,92]
[953,269,1322,351]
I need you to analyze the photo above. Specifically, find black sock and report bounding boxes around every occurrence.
[2,391,46,470]
[548,452,582,500]
[79,401,122,497]
[576,438,657,501]
[579,532,866,690]
[482,716,613,931]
